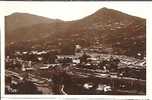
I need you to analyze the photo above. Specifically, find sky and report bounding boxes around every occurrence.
[0,1,151,21]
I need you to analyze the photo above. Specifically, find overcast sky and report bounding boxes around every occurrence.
[0,2,151,21]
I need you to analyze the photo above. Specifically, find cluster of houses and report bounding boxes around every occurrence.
[5,48,146,94]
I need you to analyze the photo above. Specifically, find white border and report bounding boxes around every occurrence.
[1,1,152,99]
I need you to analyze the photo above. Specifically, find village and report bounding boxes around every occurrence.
[5,45,146,95]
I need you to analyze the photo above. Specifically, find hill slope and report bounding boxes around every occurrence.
[5,8,146,58]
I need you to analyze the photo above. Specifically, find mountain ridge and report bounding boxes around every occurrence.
[5,7,146,58]
[5,12,63,32]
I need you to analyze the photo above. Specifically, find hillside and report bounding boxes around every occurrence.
[5,13,62,32]
[5,7,146,58]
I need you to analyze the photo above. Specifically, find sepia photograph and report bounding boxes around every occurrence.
[1,2,147,96]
